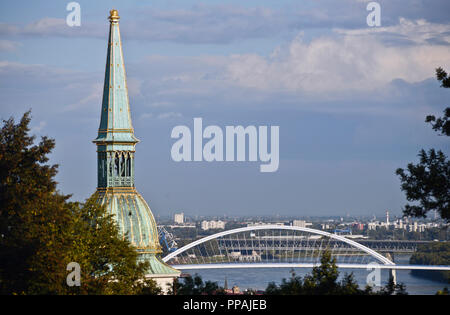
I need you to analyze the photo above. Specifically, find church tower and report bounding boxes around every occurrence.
[93,9,180,286]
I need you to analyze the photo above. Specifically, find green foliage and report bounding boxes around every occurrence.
[0,111,64,294]
[426,108,450,137]
[396,149,450,221]
[266,251,367,295]
[166,251,410,296]
[436,287,449,295]
[135,277,163,295]
[410,242,450,283]
[265,251,407,295]
[65,196,160,295]
[266,270,304,295]
[377,278,408,295]
[366,226,448,241]
[171,274,221,295]
[0,112,161,295]
[397,67,450,222]
[302,251,341,294]
[426,67,450,136]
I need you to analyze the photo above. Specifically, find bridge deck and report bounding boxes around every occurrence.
[171,263,450,271]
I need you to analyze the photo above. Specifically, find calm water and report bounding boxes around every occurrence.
[183,255,448,295]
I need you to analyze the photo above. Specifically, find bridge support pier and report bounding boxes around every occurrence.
[389,269,397,286]
[385,253,397,285]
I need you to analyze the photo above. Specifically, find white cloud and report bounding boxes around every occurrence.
[127,77,142,98]
[0,60,74,78]
[30,120,47,134]
[0,18,105,39]
[23,18,66,35]
[224,19,450,93]
[65,83,103,111]
[0,40,21,52]
[157,112,182,119]
[139,113,153,120]
[1,17,449,121]
[335,18,450,45]
[120,18,450,99]
[148,101,174,108]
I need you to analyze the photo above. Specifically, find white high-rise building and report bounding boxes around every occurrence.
[174,213,184,224]
[291,220,312,228]
[201,220,226,230]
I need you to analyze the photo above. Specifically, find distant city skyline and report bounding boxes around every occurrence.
[1,0,449,217]
[158,211,441,222]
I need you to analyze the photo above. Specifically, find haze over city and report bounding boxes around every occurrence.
[1,0,449,217]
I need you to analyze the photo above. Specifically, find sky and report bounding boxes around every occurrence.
[0,0,449,218]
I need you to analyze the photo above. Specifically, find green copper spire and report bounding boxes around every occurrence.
[92,10,180,280]
[94,9,138,188]
[94,9,138,145]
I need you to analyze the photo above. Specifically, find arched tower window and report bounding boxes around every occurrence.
[120,153,126,177]
[114,153,120,176]
[109,152,113,177]
[126,153,131,177]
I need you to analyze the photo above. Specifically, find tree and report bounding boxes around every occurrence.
[378,278,408,296]
[436,287,449,295]
[302,250,340,294]
[0,111,63,293]
[171,274,221,295]
[396,149,450,221]
[265,250,407,295]
[410,242,450,283]
[65,196,160,295]
[426,67,450,136]
[396,67,450,221]
[265,269,305,295]
[0,112,160,294]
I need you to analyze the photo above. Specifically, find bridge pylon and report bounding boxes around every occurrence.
[385,252,397,285]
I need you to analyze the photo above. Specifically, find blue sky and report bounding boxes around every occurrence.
[1,0,449,218]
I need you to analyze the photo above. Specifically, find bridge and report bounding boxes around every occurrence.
[162,225,450,272]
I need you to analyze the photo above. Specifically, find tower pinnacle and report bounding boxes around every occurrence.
[109,9,120,22]
[94,8,137,147]
[94,8,138,188]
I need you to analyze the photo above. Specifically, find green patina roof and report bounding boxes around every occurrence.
[96,191,160,252]
[94,11,138,144]
[96,189,179,276]
[139,253,181,276]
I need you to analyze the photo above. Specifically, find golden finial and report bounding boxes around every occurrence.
[109,9,120,22]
